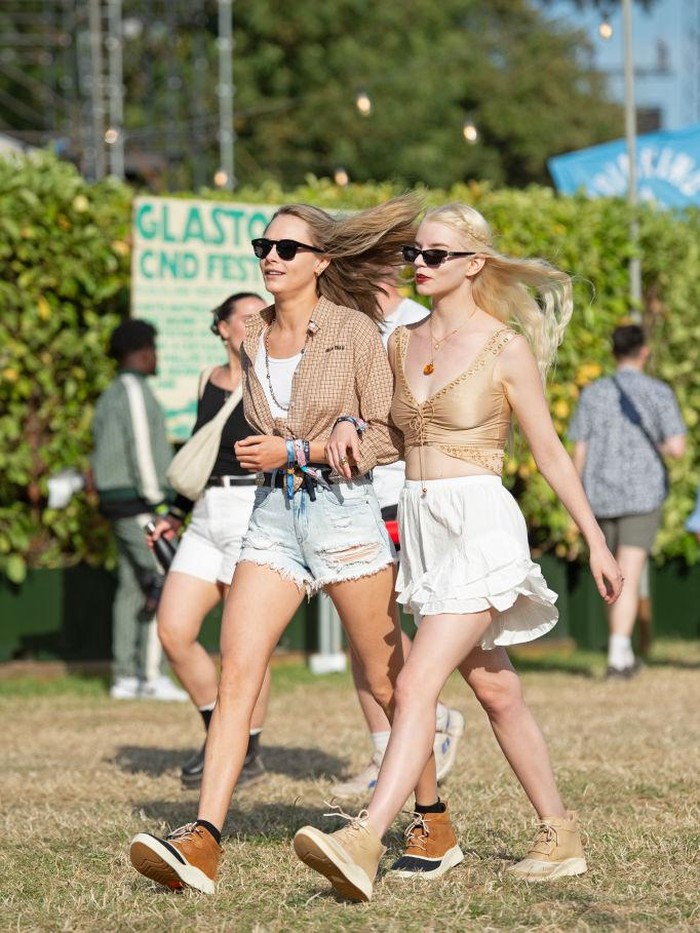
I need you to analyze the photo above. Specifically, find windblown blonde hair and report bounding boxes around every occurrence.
[269,194,422,322]
[424,203,573,379]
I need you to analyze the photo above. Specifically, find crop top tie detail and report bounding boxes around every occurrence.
[390,325,518,484]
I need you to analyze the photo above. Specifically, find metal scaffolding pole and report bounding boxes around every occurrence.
[106,0,124,179]
[622,0,642,316]
[88,0,106,180]
[217,0,235,189]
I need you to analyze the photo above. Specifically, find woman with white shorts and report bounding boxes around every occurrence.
[294,202,623,900]
[149,292,269,789]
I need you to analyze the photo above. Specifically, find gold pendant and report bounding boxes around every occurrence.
[423,362,434,375]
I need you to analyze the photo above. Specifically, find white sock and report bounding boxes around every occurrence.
[198,701,216,712]
[249,727,262,736]
[608,634,634,669]
[371,731,390,756]
[435,702,449,732]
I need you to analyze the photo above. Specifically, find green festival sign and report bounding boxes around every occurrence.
[131,196,274,440]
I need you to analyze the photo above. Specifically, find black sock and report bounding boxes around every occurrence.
[200,707,214,730]
[415,798,445,814]
[246,731,261,758]
[195,819,221,845]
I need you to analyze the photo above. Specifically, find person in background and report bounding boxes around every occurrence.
[148,292,270,789]
[294,201,622,899]
[91,319,187,702]
[334,276,465,799]
[569,324,686,678]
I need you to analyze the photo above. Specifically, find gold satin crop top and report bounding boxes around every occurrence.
[389,325,517,476]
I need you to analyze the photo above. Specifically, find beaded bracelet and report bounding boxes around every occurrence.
[334,415,368,435]
[285,439,296,500]
[293,437,307,467]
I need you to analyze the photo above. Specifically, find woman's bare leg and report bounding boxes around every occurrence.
[158,573,271,729]
[365,609,494,837]
[157,571,222,706]
[197,562,304,829]
[325,567,403,719]
[348,629,413,735]
[329,568,439,810]
[459,646,566,818]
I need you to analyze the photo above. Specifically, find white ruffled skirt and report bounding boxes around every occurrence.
[396,475,558,649]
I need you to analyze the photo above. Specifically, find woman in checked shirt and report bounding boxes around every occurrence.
[129,194,454,896]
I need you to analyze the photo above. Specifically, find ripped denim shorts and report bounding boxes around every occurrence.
[237,474,396,594]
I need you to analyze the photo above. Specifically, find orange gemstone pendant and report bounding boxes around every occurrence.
[423,362,434,375]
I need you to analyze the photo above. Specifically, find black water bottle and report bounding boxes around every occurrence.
[144,519,178,572]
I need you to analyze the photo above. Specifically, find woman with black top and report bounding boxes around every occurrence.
[148,292,269,789]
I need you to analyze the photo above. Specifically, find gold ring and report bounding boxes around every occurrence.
[338,456,348,464]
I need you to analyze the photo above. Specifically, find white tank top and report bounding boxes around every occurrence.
[254,333,302,419]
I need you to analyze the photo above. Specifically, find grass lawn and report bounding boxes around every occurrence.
[1,640,699,932]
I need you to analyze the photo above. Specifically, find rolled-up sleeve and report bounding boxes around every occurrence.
[354,327,402,474]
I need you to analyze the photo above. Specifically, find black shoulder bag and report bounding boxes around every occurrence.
[612,376,669,497]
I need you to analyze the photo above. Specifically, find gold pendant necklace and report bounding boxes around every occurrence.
[423,316,469,375]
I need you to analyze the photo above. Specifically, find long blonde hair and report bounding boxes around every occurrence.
[270,194,422,322]
[424,203,573,379]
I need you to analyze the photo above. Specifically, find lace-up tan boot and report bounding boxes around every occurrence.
[294,808,386,902]
[389,803,464,879]
[130,822,222,893]
[507,811,587,881]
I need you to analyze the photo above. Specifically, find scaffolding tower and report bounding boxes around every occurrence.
[0,0,227,186]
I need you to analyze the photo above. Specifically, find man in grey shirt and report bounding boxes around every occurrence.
[569,325,686,678]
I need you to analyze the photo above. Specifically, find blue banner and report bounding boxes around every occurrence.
[548,124,700,208]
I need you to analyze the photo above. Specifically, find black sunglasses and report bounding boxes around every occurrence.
[251,237,325,260]
[401,245,476,267]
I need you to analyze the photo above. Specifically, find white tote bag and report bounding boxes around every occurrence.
[166,369,243,501]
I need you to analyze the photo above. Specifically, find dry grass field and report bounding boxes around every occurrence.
[1,641,699,933]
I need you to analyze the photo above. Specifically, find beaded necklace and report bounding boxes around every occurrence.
[263,323,311,412]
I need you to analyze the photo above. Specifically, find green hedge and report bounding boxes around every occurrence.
[1,153,698,583]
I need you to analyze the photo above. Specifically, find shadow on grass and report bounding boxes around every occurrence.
[113,743,346,780]
[642,657,700,670]
[131,799,352,842]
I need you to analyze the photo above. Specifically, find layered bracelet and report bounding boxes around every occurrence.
[284,437,330,500]
[334,415,368,435]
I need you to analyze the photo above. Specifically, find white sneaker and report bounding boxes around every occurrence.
[110,676,140,700]
[139,676,188,702]
[331,751,383,799]
[434,707,465,783]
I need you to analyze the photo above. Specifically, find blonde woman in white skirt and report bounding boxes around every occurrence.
[294,202,623,900]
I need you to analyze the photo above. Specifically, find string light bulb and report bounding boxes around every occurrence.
[599,15,613,40]
[355,89,372,116]
[334,166,349,187]
[462,117,478,144]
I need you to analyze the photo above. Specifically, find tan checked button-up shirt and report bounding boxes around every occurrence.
[241,297,401,486]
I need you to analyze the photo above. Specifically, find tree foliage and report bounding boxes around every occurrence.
[1,0,624,191]
[0,153,131,583]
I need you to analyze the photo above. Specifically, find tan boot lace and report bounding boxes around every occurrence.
[528,821,559,857]
[404,813,430,852]
[323,802,372,837]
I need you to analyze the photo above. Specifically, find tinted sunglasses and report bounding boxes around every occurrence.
[252,237,324,260]
[401,245,476,267]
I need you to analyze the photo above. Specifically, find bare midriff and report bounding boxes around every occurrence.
[404,445,497,482]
